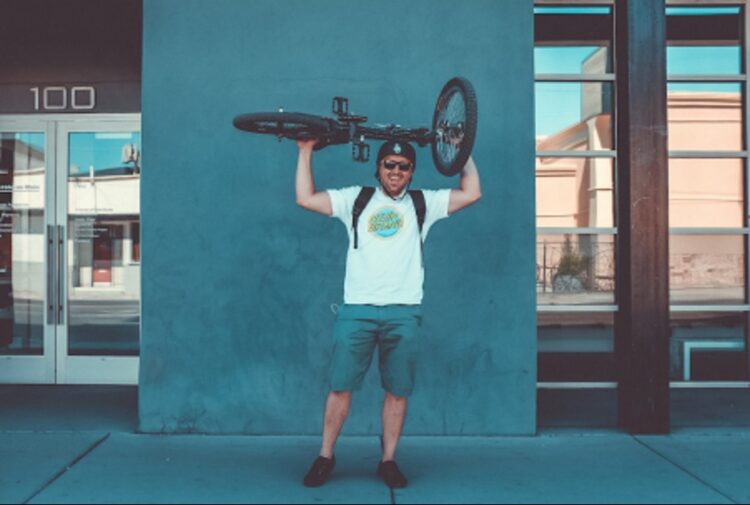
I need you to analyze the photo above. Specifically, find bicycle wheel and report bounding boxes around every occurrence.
[233,112,333,140]
[431,77,478,177]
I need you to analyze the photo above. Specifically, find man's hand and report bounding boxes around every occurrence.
[297,138,318,152]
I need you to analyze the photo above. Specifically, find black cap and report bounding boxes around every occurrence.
[376,141,416,171]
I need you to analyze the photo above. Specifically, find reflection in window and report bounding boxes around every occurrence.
[669,235,745,305]
[667,46,741,76]
[0,133,45,173]
[535,5,617,385]
[665,3,748,388]
[670,312,747,381]
[536,157,614,228]
[0,133,45,356]
[132,221,140,262]
[537,234,615,306]
[536,82,613,151]
[667,83,743,151]
[538,312,615,381]
[667,7,741,15]
[535,46,611,75]
[669,158,744,228]
[67,132,141,357]
[69,132,142,176]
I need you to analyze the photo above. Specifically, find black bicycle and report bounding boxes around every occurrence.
[233,77,477,177]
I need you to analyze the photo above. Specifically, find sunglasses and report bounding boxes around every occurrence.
[382,160,413,172]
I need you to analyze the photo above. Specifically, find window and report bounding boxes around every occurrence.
[536,1,750,388]
[667,5,749,383]
[535,3,616,384]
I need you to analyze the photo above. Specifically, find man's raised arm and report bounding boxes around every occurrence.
[295,139,333,216]
[448,156,482,214]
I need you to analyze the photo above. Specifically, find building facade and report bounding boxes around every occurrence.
[0,0,747,435]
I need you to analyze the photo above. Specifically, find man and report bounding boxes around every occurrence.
[296,138,481,488]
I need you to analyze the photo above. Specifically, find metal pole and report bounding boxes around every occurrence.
[615,0,671,434]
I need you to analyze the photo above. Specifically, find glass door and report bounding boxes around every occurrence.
[0,115,140,384]
[56,120,141,384]
[0,119,55,383]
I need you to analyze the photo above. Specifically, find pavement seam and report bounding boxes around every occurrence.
[21,433,111,505]
[632,435,740,505]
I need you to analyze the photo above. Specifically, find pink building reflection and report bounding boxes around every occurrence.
[537,88,744,305]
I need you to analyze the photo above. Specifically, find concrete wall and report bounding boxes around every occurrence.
[140,0,536,435]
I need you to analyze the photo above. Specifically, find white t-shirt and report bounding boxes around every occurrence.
[327,186,451,305]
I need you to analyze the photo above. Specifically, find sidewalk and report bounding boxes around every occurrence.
[3,429,750,504]
[1,386,749,504]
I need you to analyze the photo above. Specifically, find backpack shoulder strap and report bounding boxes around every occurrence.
[408,190,426,236]
[352,186,375,249]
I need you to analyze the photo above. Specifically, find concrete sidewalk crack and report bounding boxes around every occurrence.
[22,433,111,505]
[632,436,739,504]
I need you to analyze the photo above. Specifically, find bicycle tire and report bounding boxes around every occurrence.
[431,77,478,177]
[233,112,334,140]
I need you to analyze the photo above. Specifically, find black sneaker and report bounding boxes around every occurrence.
[377,460,408,488]
[303,455,336,487]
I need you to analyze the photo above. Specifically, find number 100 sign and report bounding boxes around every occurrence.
[30,86,96,111]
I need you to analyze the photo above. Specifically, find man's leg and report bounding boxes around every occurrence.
[324,305,377,458]
[305,305,376,487]
[376,306,420,489]
[377,392,409,488]
[304,390,352,487]
[381,392,407,462]
[320,390,352,458]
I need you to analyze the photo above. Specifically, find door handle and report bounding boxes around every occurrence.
[47,225,56,325]
[57,225,65,325]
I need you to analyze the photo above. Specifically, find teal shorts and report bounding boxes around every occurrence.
[329,304,423,398]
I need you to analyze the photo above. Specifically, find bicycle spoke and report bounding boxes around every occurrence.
[435,87,467,165]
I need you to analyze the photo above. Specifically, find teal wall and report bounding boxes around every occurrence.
[140,0,536,435]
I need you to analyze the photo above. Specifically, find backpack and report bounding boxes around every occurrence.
[352,187,426,249]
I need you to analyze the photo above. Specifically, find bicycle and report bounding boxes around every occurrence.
[232,77,477,177]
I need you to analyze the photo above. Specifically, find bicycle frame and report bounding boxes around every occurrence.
[325,96,435,161]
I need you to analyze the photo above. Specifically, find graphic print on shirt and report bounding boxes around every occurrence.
[368,206,404,239]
